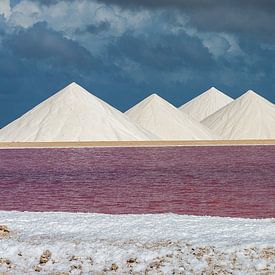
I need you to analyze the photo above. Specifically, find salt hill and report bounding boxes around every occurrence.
[179,87,233,121]
[202,90,275,140]
[126,94,218,140]
[0,83,156,142]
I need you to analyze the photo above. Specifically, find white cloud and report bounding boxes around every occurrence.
[4,0,151,54]
[161,12,244,58]
[7,0,42,28]
[6,0,150,35]
[200,33,243,58]
[3,0,244,59]
[0,0,11,19]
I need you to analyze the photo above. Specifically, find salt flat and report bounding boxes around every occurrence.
[0,212,274,274]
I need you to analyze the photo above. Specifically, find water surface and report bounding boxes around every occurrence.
[0,146,274,218]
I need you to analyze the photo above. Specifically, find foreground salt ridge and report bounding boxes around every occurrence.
[179,87,233,122]
[126,93,219,140]
[0,82,157,142]
[202,90,275,140]
[0,212,274,274]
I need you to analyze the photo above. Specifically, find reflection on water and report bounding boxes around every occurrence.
[0,146,274,218]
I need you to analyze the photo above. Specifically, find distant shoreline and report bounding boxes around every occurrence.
[0,139,275,149]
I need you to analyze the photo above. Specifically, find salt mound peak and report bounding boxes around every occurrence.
[146,93,159,99]
[239,90,263,100]
[229,89,273,107]
[132,93,172,108]
[179,87,233,121]
[202,90,275,140]
[0,82,157,142]
[244,89,257,95]
[126,93,219,140]
[62,81,80,90]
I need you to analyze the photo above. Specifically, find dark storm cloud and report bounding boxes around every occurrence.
[107,31,213,72]
[85,21,111,34]
[31,0,60,6]
[97,0,275,43]
[75,21,111,35]
[2,22,101,70]
[29,0,275,42]
[95,0,275,13]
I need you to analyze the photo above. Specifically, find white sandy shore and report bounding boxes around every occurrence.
[0,139,275,149]
[0,211,274,274]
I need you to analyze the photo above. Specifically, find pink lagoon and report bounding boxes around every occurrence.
[0,145,274,218]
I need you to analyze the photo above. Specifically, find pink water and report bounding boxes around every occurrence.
[0,146,274,218]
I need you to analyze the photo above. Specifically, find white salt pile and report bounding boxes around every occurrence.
[126,94,218,140]
[0,82,157,142]
[179,87,233,121]
[202,90,275,140]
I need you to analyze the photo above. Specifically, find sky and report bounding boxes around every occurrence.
[0,0,275,127]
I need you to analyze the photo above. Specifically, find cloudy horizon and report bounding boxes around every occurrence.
[0,0,274,127]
